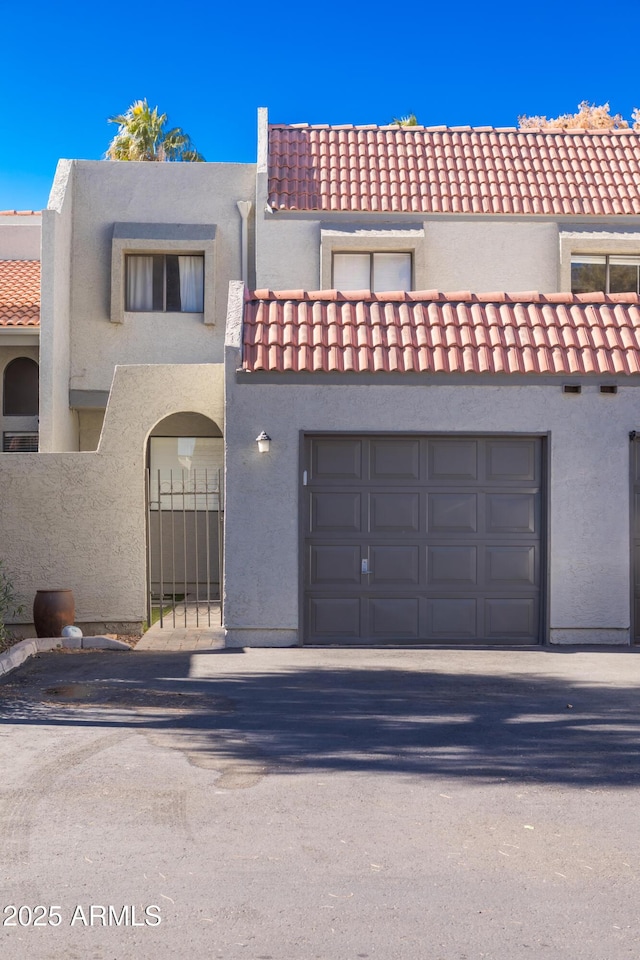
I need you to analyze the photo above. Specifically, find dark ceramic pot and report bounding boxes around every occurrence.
[33,589,75,638]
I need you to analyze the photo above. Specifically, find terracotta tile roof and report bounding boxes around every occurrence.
[268,124,640,215]
[0,210,40,216]
[0,260,41,327]
[242,289,640,376]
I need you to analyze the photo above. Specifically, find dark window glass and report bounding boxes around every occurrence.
[3,358,39,416]
[609,261,640,294]
[165,255,182,312]
[125,254,204,312]
[571,255,640,294]
[571,259,606,294]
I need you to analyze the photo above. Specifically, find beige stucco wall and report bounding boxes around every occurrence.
[40,161,77,451]
[0,216,41,259]
[0,363,224,632]
[224,313,638,646]
[61,161,254,396]
[423,220,559,292]
[77,409,105,451]
[255,214,560,294]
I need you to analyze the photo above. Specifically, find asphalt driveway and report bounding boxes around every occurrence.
[1,645,640,959]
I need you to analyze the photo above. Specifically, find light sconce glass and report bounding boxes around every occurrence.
[256,431,271,454]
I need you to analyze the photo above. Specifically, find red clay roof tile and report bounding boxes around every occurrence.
[0,260,40,327]
[242,289,640,377]
[268,125,640,215]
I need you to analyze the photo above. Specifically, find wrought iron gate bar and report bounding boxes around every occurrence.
[145,467,223,630]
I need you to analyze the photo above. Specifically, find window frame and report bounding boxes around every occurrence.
[560,232,640,294]
[3,431,38,452]
[320,228,426,291]
[331,251,414,293]
[110,222,216,324]
[570,253,640,295]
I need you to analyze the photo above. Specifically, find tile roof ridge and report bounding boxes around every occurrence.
[0,210,41,216]
[0,258,40,264]
[268,123,640,137]
[249,288,640,306]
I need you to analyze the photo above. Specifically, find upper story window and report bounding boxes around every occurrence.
[126,254,204,313]
[111,223,216,324]
[332,252,412,292]
[571,255,640,295]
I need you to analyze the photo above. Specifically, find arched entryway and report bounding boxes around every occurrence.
[146,412,223,628]
[2,357,39,451]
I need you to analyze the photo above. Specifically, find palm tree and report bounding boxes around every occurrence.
[391,114,419,127]
[105,99,205,162]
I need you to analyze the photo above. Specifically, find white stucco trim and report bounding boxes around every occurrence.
[110,223,217,325]
[320,227,426,290]
[559,230,640,291]
[0,329,39,346]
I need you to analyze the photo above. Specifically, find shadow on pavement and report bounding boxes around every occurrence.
[2,650,640,788]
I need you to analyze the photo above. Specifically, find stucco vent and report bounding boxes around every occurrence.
[599,384,618,395]
[562,384,581,395]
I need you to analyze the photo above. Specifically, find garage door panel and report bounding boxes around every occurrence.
[428,546,477,585]
[370,438,421,480]
[486,493,537,534]
[309,598,361,639]
[427,598,478,638]
[485,598,536,639]
[429,493,477,533]
[369,598,420,638]
[304,436,543,645]
[309,545,361,585]
[370,492,420,533]
[370,545,420,585]
[634,545,640,588]
[486,440,538,482]
[486,546,536,585]
[429,440,478,481]
[634,494,640,538]
[312,438,362,480]
[311,492,361,533]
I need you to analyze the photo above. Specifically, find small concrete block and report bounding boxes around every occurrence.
[35,638,64,652]
[20,640,38,659]
[60,636,82,649]
[4,647,28,671]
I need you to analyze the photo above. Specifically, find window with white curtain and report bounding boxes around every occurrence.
[332,252,412,292]
[126,254,204,312]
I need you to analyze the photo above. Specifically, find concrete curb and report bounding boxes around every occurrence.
[0,636,131,678]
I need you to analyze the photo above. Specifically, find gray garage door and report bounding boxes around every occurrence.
[632,437,640,642]
[303,435,544,645]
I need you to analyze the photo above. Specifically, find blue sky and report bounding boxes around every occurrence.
[2,0,639,210]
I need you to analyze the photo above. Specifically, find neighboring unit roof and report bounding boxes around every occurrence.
[268,124,640,215]
[0,210,40,216]
[242,289,640,376]
[0,260,41,326]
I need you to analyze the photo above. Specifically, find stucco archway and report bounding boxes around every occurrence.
[145,412,223,629]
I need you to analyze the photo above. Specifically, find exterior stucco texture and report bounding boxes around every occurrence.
[224,368,636,646]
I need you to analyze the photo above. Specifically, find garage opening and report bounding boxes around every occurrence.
[303,434,545,645]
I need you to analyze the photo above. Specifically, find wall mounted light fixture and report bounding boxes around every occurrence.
[256,431,271,453]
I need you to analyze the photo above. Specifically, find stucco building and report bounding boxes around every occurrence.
[4,110,640,646]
